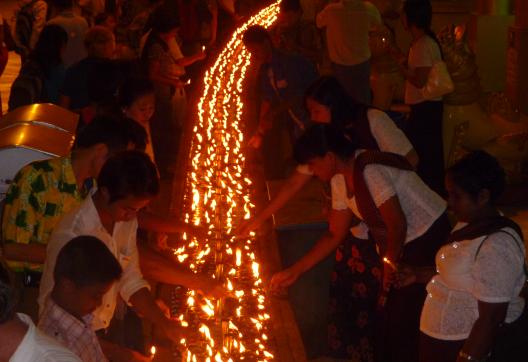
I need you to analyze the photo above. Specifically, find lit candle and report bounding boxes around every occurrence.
[383,257,397,271]
[202,45,206,52]
[150,345,156,357]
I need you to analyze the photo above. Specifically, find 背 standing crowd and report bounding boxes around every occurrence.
[0,0,526,362]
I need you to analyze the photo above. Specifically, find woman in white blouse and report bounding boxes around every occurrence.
[395,151,526,362]
[270,124,449,361]
[237,76,418,237]
[393,0,445,196]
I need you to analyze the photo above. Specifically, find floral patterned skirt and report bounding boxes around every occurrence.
[327,234,382,361]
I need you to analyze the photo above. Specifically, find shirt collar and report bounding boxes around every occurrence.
[81,196,108,233]
[45,299,94,339]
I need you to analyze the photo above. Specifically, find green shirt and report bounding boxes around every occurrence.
[2,155,88,271]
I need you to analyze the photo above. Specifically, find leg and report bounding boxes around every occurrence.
[327,236,381,361]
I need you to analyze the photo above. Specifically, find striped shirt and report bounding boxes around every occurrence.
[39,300,107,362]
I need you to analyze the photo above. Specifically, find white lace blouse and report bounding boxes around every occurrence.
[420,223,526,340]
[330,150,446,241]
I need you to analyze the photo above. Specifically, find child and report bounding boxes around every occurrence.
[119,77,156,163]
[38,235,127,361]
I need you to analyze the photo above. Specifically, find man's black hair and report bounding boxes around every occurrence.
[98,150,160,203]
[54,235,122,287]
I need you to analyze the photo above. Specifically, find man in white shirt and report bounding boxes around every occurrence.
[39,151,183,352]
[0,259,81,362]
[316,0,381,104]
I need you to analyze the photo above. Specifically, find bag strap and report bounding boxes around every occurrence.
[352,150,414,255]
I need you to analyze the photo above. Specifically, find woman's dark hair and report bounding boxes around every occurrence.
[29,25,68,77]
[305,76,365,130]
[402,0,442,57]
[98,150,159,203]
[294,124,358,165]
[54,236,122,287]
[242,25,273,46]
[119,77,155,108]
[0,259,18,324]
[447,151,506,204]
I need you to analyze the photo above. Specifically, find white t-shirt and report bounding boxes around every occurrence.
[420,224,526,340]
[316,0,381,66]
[405,35,442,105]
[330,150,446,241]
[9,313,81,362]
[39,196,150,331]
[297,108,413,176]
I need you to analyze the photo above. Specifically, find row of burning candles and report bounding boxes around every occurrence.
[148,2,282,361]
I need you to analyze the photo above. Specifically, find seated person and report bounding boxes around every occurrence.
[39,151,183,350]
[0,258,81,361]
[39,235,150,361]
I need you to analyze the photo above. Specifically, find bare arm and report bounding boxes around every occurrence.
[456,301,508,361]
[270,208,353,289]
[137,241,224,297]
[237,170,312,236]
[138,210,206,238]
[148,59,182,88]
[175,51,206,67]
[129,288,182,343]
[377,195,407,287]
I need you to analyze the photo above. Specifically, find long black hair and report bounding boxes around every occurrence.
[305,76,367,129]
[294,124,358,165]
[402,0,443,58]
[29,24,68,77]
[305,76,373,149]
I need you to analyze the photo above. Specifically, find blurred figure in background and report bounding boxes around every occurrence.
[48,0,89,68]
[271,0,322,68]
[8,24,68,110]
[316,0,381,104]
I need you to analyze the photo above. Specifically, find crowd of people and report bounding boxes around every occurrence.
[0,0,526,361]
